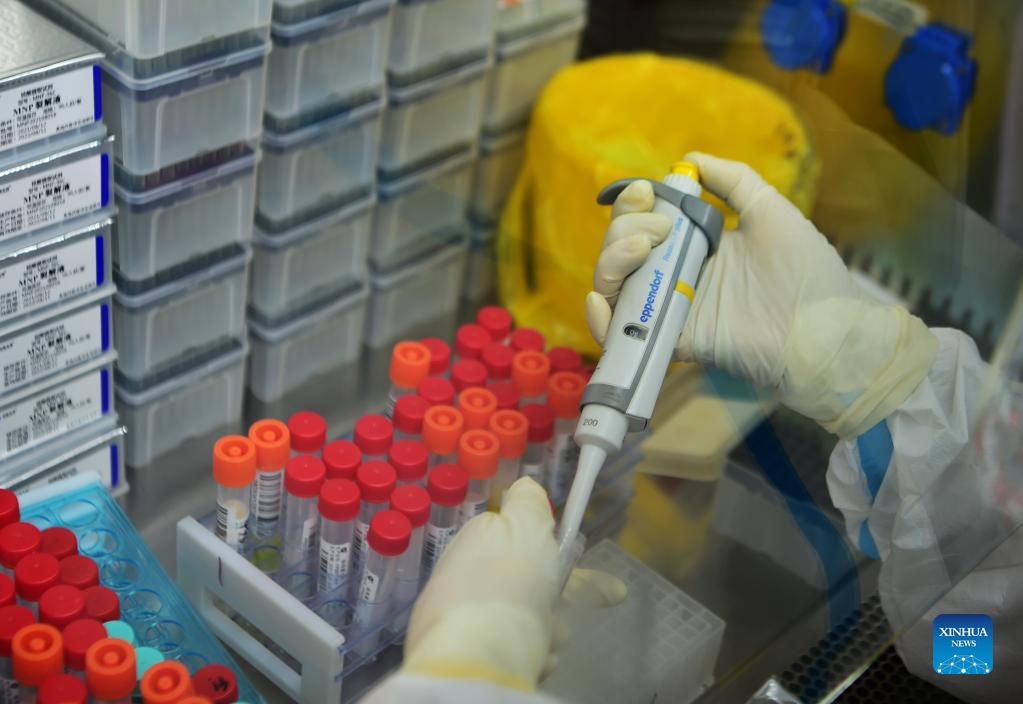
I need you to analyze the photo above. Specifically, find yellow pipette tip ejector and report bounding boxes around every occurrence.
[670,161,700,181]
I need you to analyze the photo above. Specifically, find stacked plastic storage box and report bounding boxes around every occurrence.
[28,0,274,469]
[466,0,586,304]
[245,0,392,433]
[363,0,496,357]
[0,0,124,494]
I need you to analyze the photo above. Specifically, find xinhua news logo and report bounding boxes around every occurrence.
[932,614,993,675]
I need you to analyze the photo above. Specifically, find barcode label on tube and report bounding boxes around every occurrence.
[252,470,282,521]
[0,65,98,150]
[359,568,381,603]
[0,370,105,459]
[0,235,101,325]
[353,519,369,575]
[319,539,351,591]
[458,497,489,526]
[0,303,106,392]
[422,523,457,576]
[0,153,106,242]
[217,500,248,547]
[300,516,318,552]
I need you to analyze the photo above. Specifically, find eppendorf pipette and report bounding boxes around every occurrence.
[557,161,723,576]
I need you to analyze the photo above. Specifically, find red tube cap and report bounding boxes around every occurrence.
[285,455,326,499]
[354,415,393,456]
[419,337,451,375]
[390,485,431,528]
[0,490,19,529]
[0,605,35,657]
[0,573,14,608]
[427,465,469,507]
[40,527,78,560]
[451,359,487,392]
[62,618,106,671]
[481,343,515,380]
[548,347,583,374]
[367,511,411,557]
[16,552,60,602]
[39,585,84,630]
[393,394,430,435]
[488,381,521,410]
[82,586,119,622]
[476,306,513,341]
[59,555,99,590]
[510,328,545,352]
[38,673,88,704]
[287,411,327,454]
[0,521,41,569]
[388,440,428,483]
[193,663,239,704]
[455,324,490,360]
[319,479,360,523]
[417,376,455,406]
[356,461,397,504]
[522,404,556,443]
[323,440,361,481]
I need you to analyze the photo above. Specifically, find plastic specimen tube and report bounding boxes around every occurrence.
[85,637,135,703]
[353,510,411,658]
[212,436,257,550]
[512,350,551,405]
[422,464,468,581]
[393,394,430,442]
[38,528,77,561]
[140,660,194,704]
[457,430,500,525]
[451,359,487,402]
[520,404,555,485]
[38,673,87,704]
[317,479,360,594]
[453,323,490,363]
[476,305,513,343]
[353,461,397,578]
[481,342,515,381]
[0,604,34,696]
[13,623,63,698]
[0,522,41,576]
[323,440,361,481]
[458,387,497,431]
[247,419,291,529]
[488,381,520,410]
[38,586,84,630]
[488,410,529,507]
[510,327,545,353]
[389,440,428,486]
[192,664,238,704]
[282,456,327,566]
[16,553,59,617]
[419,337,451,377]
[417,376,455,406]
[546,372,587,503]
[422,405,464,467]
[389,485,430,625]
[387,341,432,418]
[62,618,105,674]
[354,415,394,463]
[548,347,583,374]
[287,411,327,456]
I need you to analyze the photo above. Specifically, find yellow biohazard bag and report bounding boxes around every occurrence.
[497,53,818,358]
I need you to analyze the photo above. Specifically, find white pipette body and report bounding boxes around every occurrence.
[557,164,723,577]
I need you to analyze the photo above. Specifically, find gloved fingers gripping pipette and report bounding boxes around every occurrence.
[557,162,724,575]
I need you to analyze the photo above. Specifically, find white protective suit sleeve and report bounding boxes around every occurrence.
[828,327,1023,703]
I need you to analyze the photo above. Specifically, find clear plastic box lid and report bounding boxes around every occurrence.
[114,339,248,407]
[495,0,585,44]
[262,98,383,150]
[387,52,490,106]
[0,0,101,87]
[113,245,251,310]
[248,281,369,343]
[270,0,392,44]
[495,11,584,61]
[377,145,477,200]
[370,235,468,287]
[114,149,260,208]
[254,193,375,249]
[479,127,526,156]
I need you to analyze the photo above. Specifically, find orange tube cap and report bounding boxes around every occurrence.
[422,405,464,456]
[13,623,63,686]
[212,436,256,488]
[547,372,586,419]
[457,387,498,431]
[248,419,290,470]
[488,410,528,459]
[512,351,550,397]
[86,637,136,700]
[141,660,194,704]
[390,341,432,389]
[458,430,500,480]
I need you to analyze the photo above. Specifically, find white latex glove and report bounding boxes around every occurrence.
[401,478,627,692]
[586,153,939,439]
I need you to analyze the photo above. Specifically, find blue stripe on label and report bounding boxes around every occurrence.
[110,443,119,487]
[95,236,104,287]
[100,369,109,414]
[744,420,861,629]
[100,304,110,351]
[100,154,110,207]
[92,65,102,121]
[858,520,880,559]
[855,421,894,501]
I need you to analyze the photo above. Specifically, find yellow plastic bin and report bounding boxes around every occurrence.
[497,53,818,357]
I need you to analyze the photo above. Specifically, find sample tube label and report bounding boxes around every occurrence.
[547,434,580,503]
[458,497,489,526]
[0,302,107,392]
[217,499,249,547]
[521,459,545,484]
[422,522,457,575]
[0,235,103,325]
[319,539,351,591]
[353,519,370,575]
[0,65,98,151]
[0,153,108,243]
[251,470,283,522]
[359,568,381,603]
[299,516,318,552]
[0,368,106,459]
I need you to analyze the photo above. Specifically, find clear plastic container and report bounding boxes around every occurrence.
[46,0,272,75]
[114,152,258,291]
[257,107,380,231]
[388,0,494,86]
[372,151,474,270]
[464,223,497,304]
[495,0,584,43]
[113,248,250,388]
[265,0,391,133]
[116,343,248,468]
[380,65,486,179]
[365,242,468,349]
[0,217,112,331]
[247,284,369,403]
[483,16,582,134]
[2,417,125,494]
[470,130,524,224]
